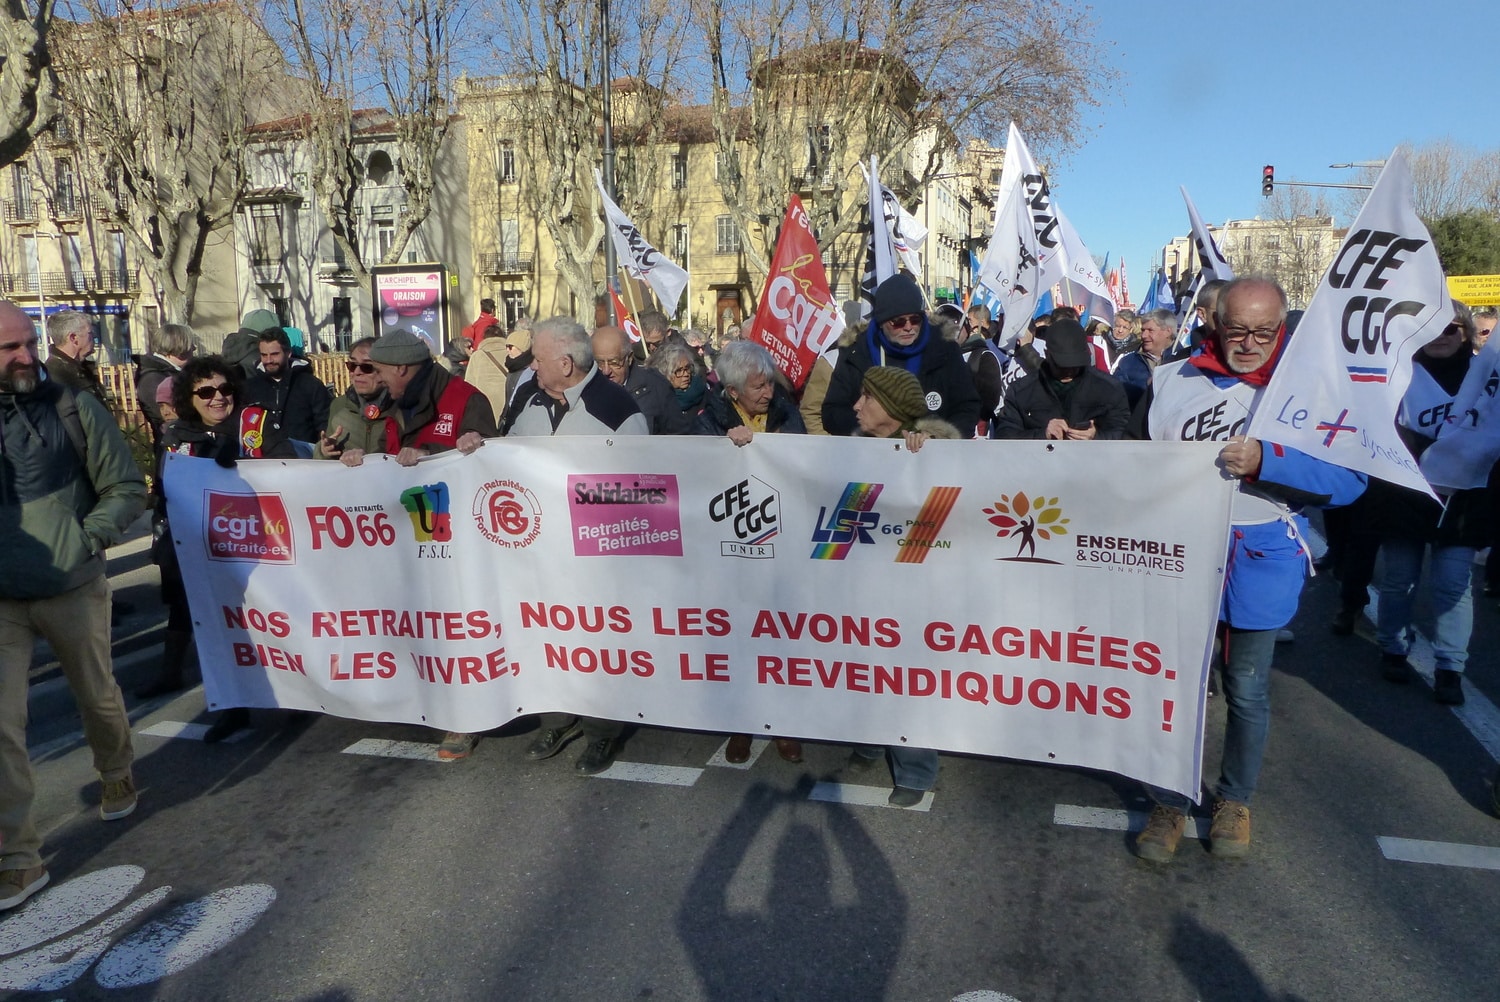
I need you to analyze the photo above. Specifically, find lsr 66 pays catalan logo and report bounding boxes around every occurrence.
[203,492,295,563]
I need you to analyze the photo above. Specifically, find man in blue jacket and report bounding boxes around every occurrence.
[1135,277,1366,862]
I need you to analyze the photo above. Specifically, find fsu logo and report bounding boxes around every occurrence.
[471,479,542,549]
[204,492,295,563]
[401,483,452,543]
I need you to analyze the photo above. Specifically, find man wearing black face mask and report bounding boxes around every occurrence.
[992,318,1130,440]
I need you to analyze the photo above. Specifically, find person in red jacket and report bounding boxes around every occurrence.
[463,298,501,347]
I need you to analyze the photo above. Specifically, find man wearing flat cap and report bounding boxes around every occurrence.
[354,330,496,469]
[992,317,1129,440]
[822,273,981,438]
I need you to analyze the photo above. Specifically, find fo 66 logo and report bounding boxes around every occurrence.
[306,507,398,550]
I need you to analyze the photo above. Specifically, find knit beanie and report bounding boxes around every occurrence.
[862,365,927,426]
[872,273,925,324]
[240,309,281,333]
[155,376,176,405]
[506,328,532,353]
[368,330,432,365]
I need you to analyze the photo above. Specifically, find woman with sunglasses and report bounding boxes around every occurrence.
[821,273,981,437]
[317,337,393,465]
[136,357,294,737]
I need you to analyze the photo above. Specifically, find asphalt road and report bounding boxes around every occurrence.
[5,526,1498,1001]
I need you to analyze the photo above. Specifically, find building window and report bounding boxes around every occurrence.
[248,203,284,266]
[671,222,688,262]
[11,163,34,218]
[671,152,688,190]
[715,215,739,254]
[54,159,79,216]
[376,221,395,262]
[497,141,516,184]
[715,149,740,184]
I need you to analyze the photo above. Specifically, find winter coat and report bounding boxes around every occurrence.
[1114,350,1159,410]
[694,383,806,437]
[0,380,147,600]
[45,352,107,401]
[220,328,263,376]
[134,353,181,441]
[626,364,692,435]
[993,366,1130,440]
[822,320,982,437]
[241,361,332,443]
[386,361,497,452]
[318,388,394,459]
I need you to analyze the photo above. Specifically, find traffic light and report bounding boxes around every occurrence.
[1262,165,1274,197]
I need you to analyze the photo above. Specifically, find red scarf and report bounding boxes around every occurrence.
[1187,323,1287,387]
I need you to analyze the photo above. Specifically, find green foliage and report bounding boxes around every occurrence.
[1425,211,1500,277]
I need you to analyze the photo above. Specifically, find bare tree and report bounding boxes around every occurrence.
[51,0,282,322]
[464,0,687,316]
[0,0,56,167]
[692,0,1115,280]
[266,0,472,282]
[1344,140,1500,222]
[1234,187,1338,309]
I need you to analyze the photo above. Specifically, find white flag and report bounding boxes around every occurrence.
[975,123,1065,345]
[891,197,927,279]
[1416,338,1500,491]
[1181,187,1234,283]
[1246,150,1452,496]
[595,170,689,313]
[1056,208,1115,324]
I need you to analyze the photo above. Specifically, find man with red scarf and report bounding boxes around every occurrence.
[1133,277,1365,863]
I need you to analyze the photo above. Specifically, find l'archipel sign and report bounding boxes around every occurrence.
[165,437,1233,798]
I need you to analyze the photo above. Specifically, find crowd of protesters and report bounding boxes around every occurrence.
[0,275,1491,908]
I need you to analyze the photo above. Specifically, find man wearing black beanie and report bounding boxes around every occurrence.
[820,273,981,437]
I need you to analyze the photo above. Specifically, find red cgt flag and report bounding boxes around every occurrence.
[746,196,842,389]
[610,287,643,343]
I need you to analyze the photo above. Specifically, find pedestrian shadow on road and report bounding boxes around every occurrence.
[1171,912,1307,1002]
[676,779,905,1001]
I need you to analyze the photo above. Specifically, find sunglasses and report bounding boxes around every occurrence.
[887,313,924,330]
[193,384,232,401]
[345,361,377,374]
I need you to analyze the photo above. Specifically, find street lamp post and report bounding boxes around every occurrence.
[600,0,617,324]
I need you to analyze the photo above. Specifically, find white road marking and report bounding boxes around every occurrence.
[341,738,446,762]
[0,866,145,956]
[93,884,277,988]
[1365,588,1500,763]
[1376,836,1500,871]
[1052,804,1211,839]
[706,737,768,770]
[953,993,1025,1002]
[136,721,254,744]
[0,886,169,992]
[807,781,934,812]
[590,762,703,787]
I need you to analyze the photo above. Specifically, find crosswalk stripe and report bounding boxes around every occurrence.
[340,738,446,761]
[590,762,703,786]
[808,781,933,812]
[1376,836,1500,870]
[1052,804,1210,838]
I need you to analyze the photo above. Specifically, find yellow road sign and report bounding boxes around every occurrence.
[1447,274,1500,305]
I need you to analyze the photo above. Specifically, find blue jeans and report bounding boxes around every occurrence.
[854,746,940,791]
[1151,626,1277,809]
[1376,539,1473,674]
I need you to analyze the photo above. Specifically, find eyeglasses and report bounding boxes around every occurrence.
[886,313,924,330]
[598,356,631,371]
[345,361,377,374]
[193,383,232,401]
[672,364,694,377]
[1221,325,1280,346]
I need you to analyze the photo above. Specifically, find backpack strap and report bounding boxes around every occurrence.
[52,385,89,466]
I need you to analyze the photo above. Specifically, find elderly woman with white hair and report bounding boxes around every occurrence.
[693,340,804,443]
[649,338,710,425]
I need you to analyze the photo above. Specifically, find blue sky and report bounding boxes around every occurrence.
[1035,0,1498,301]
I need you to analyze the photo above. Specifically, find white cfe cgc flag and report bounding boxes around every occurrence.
[595,169,689,312]
[166,437,1233,798]
[1247,150,1451,496]
[975,123,1065,346]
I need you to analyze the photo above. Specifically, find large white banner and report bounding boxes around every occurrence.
[1246,150,1451,495]
[167,438,1234,798]
[595,170,689,313]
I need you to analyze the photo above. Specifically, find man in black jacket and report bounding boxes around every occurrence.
[822,273,981,437]
[241,328,331,444]
[592,325,686,434]
[993,318,1129,440]
[43,311,107,400]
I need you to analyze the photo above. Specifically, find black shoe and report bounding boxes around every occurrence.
[574,737,619,775]
[888,786,925,808]
[135,674,185,700]
[203,707,250,743]
[1434,669,1465,705]
[1381,653,1414,684]
[1330,607,1359,636]
[525,723,582,761]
